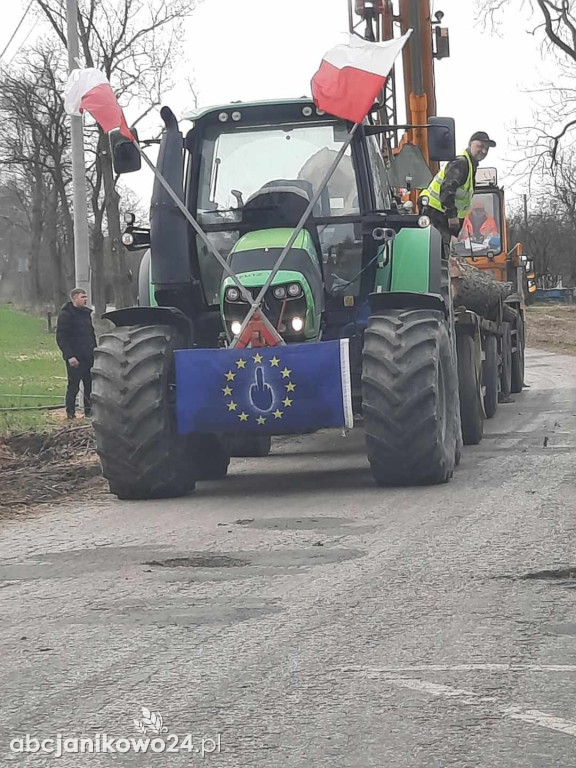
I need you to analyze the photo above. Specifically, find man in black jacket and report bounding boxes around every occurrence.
[56,288,97,419]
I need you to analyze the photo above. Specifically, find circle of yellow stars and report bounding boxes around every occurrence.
[222,353,296,424]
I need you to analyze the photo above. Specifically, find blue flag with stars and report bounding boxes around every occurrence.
[175,340,352,435]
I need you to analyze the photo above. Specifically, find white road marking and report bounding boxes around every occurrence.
[342,667,576,738]
[342,664,576,673]
[501,706,576,737]
[383,677,498,703]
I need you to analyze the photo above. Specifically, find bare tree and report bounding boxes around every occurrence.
[479,0,576,156]
[0,47,74,307]
[508,203,576,287]
[35,0,199,309]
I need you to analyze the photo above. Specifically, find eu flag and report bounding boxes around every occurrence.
[175,340,352,435]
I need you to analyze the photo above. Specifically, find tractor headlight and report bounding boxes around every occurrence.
[226,286,241,301]
[122,233,134,246]
[287,283,301,297]
[291,316,304,332]
[418,215,431,228]
[231,321,242,336]
[273,285,287,299]
[218,112,229,122]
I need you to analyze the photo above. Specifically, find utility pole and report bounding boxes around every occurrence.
[66,0,91,303]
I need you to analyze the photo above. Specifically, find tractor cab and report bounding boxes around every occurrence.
[114,98,454,350]
[188,101,370,332]
[451,166,529,294]
[183,99,443,346]
[452,167,516,284]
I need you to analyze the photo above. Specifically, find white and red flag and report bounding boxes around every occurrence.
[311,31,412,124]
[64,68,134,140]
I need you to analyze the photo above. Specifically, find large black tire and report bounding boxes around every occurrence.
[92,324,193,499]
[226,434,272,458]
[442,255,463,467]
[189,434,230,480]
[500,322,512,399]
[456,331,484,445]
[362,309,459,486]
[511,315,525,394]
[482,334,498,419]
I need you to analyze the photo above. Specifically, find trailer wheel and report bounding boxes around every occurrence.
[362,309,458,486]
[92,324,193,500]
[457,331,484,445]
[189,434,230,480]
[511,316,525,393]
[500,322,512,399]
[227,434,272,457]
[482,334,498,419]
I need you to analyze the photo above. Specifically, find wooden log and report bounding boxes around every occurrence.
[450,254,513,321]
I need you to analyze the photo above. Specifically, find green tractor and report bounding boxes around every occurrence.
[94,100,460,499]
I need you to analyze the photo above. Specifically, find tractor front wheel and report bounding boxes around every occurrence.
[362,309,459,486]
[226,434,272,457]
[92,324,193,500]
[189,434,230,480]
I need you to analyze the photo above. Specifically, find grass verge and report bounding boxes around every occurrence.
[0,305,66,434]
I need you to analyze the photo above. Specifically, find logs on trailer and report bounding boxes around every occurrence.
[449,255,513,321]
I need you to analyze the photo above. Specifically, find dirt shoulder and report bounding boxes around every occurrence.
[526,304,576,356]
[0,422,105,522]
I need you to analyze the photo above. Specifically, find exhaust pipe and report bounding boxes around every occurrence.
[150,106,190,286]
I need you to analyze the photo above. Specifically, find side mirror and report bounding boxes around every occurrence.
[428,117,456,161]
[109,127,141,174]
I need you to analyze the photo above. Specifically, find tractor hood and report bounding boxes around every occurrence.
[219,228,324,342]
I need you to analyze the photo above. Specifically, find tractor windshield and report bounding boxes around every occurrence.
[196,121,360,224]
[453,191,502,258]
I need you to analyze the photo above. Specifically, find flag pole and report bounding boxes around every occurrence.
[229,121,360,349]
[132,142,284,345]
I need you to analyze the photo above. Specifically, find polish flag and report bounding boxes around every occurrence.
[64,68,134,141]
[311,31,412,124]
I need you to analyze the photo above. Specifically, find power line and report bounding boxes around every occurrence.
[0,1,33,63]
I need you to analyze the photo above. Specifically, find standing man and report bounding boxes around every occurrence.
[420,131,496,248]
[56,288,96,419]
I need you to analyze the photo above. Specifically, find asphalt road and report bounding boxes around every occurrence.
[1,348,575,767]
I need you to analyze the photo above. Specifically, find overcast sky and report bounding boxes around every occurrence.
[0,0,548,205]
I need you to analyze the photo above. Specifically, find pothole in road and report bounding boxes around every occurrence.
[522,567,576,581]
[232,516,350,531]
[144,555,250,569]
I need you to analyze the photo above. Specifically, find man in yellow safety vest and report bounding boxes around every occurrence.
[420,131,496,249]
